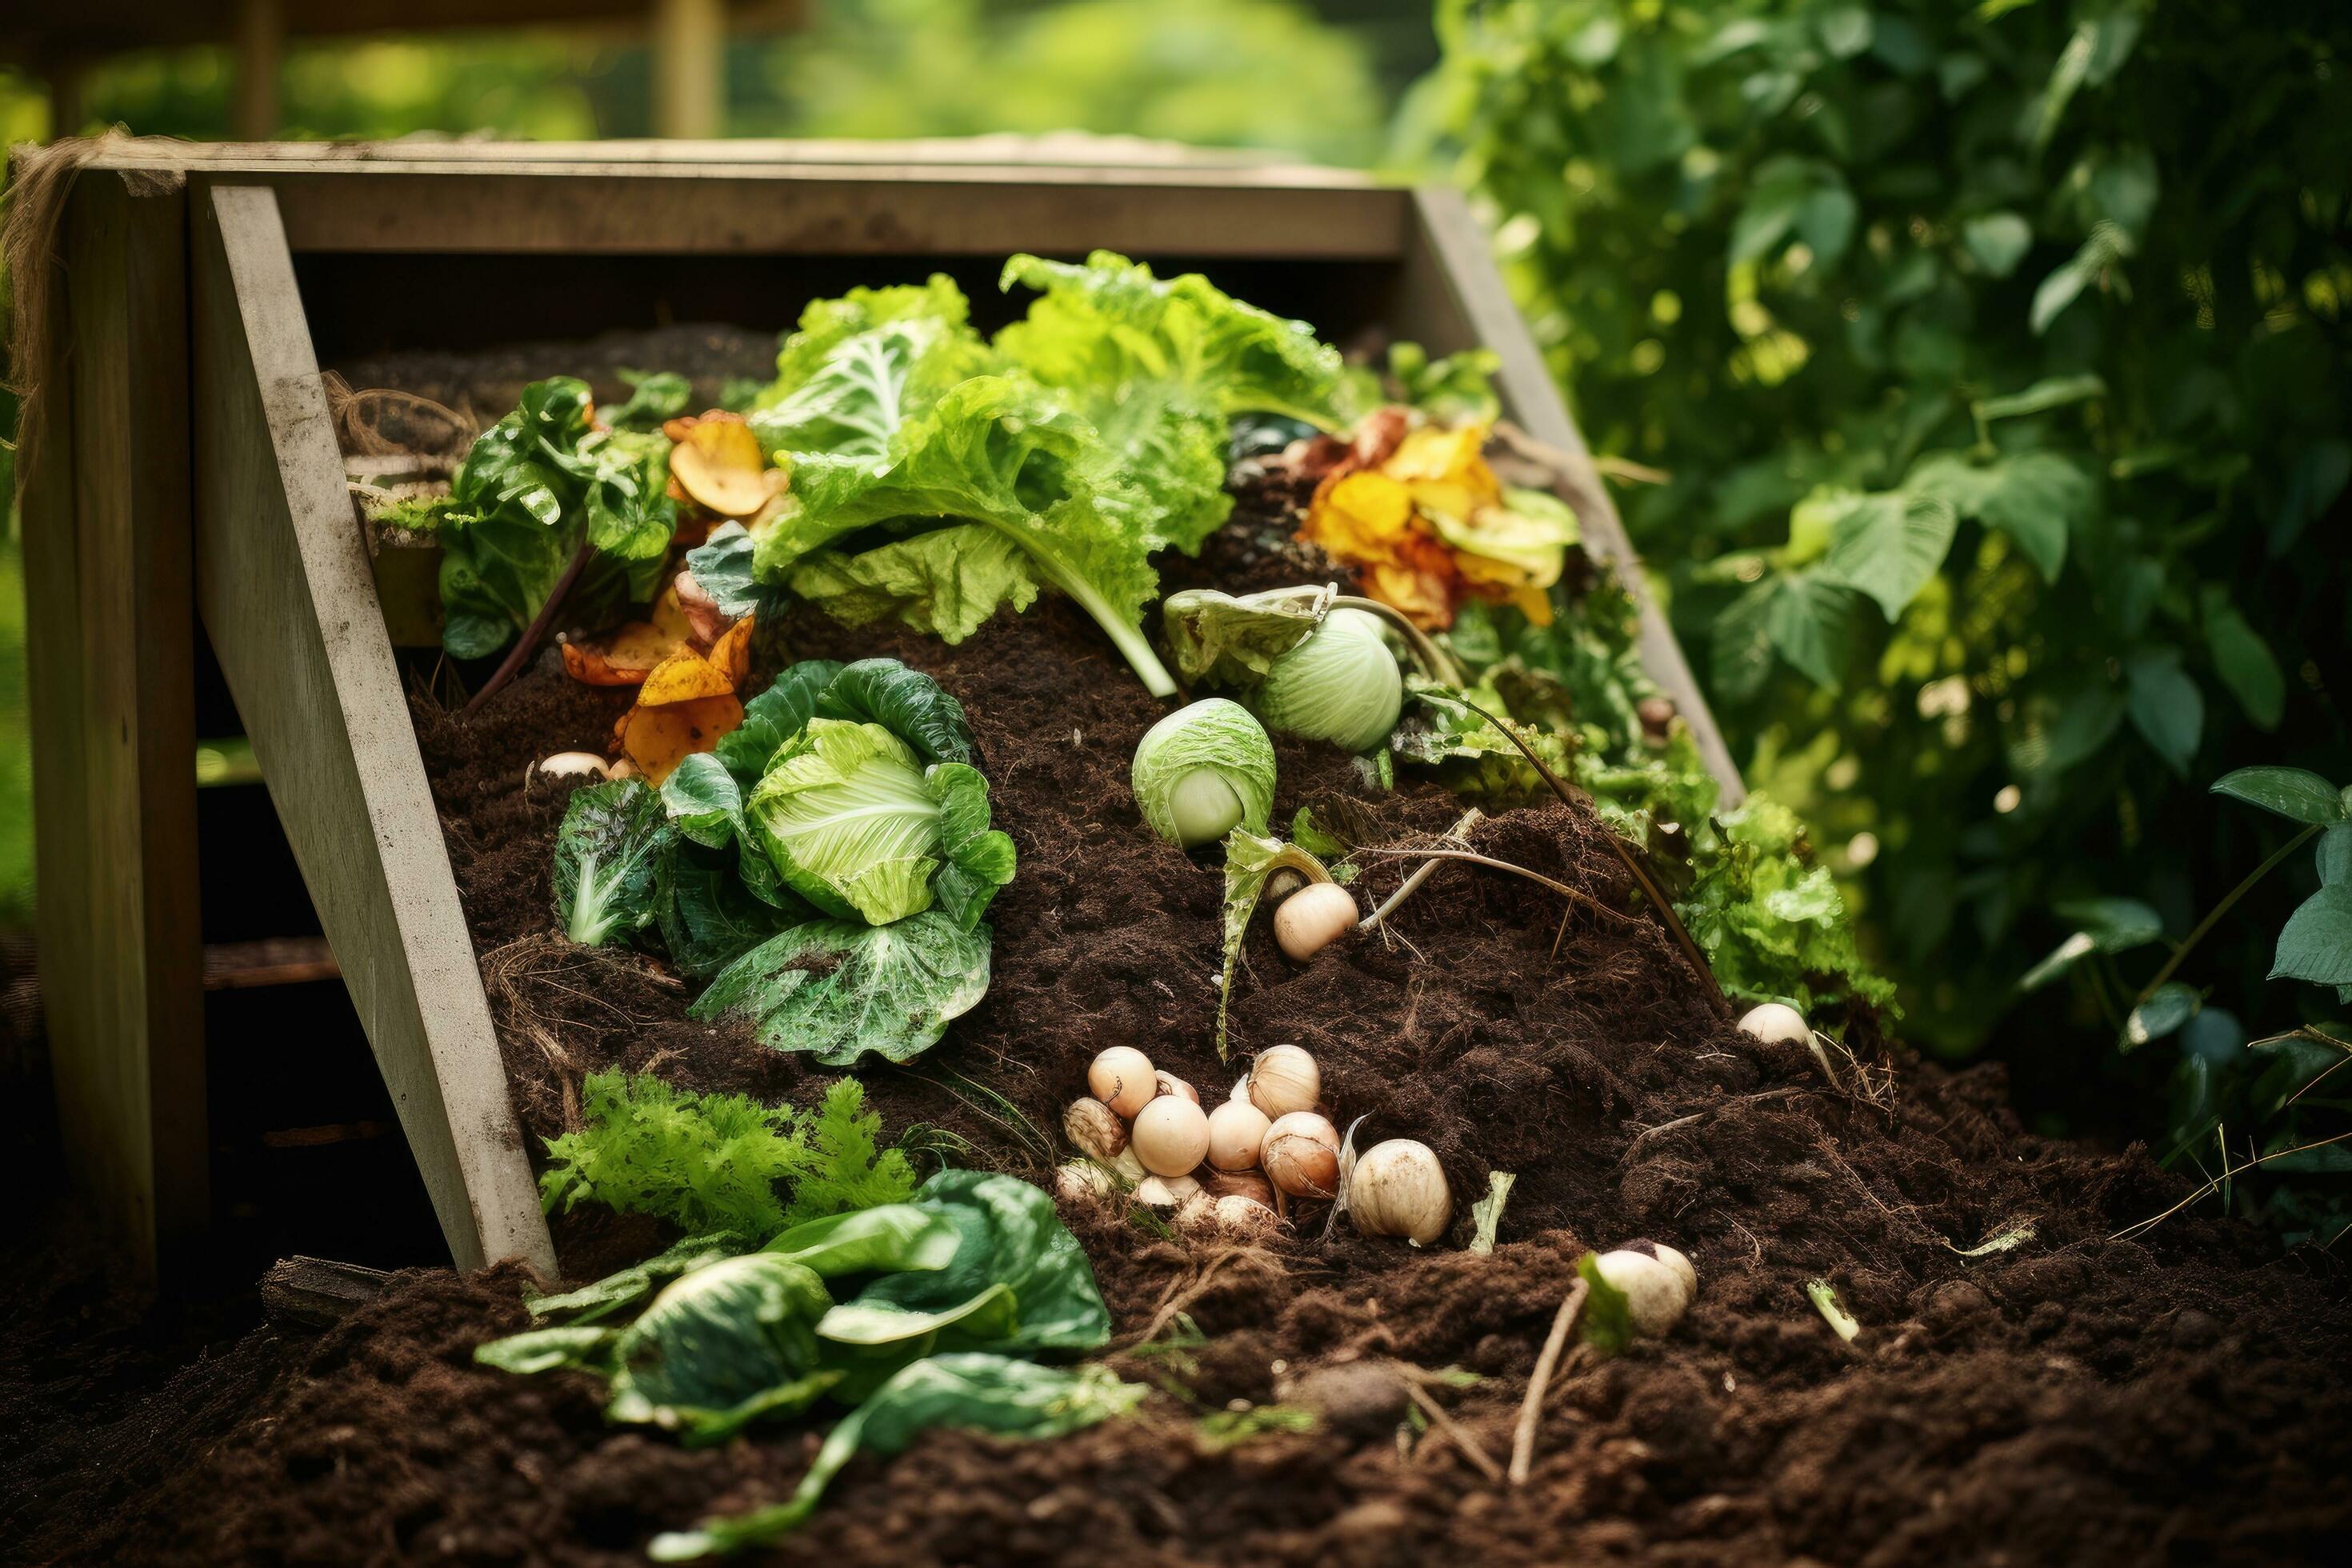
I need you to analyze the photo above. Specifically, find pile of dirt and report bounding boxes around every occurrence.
[14,476,2349,1564]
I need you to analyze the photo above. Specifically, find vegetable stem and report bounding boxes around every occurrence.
[2133,823,2319,1009]
[1330,595,1466,686]
[465,539,592,720]
[1358,809,1482,933]
[1362,846,1631,926]
[994,525,1178,698]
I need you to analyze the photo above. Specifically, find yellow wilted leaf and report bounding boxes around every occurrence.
[637,645,741,707]
[1383,422,1501,524]
[620,695,745,785]
[707,614,755,690]
[668,412,774,518]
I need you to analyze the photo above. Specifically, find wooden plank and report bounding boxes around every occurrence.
[190,179,554,1275]
[22,168,209,1284]
[256,170,1409,260]
[1396,186,1746,804]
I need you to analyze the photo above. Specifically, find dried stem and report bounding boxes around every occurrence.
[1404,1384,1503,1485]
[462,540,592,720]
[1359,809,1483,934]
[2112,1126,2352,1242]
[1421,690,1727,1015]
[1362,846,1631,926]
[1510,1277,1587,1486]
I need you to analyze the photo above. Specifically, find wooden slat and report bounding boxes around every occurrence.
[252,170,1409,259]
[1396,186,1746,805]
[190,179,554,1275]
[22,168,209,1284]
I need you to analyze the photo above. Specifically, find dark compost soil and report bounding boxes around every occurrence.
[10,421,2350,1566]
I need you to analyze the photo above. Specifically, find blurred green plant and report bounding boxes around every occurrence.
[1408,1,2352,1110]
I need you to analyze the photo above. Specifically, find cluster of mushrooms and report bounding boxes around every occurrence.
[1058,1043,1455,1245]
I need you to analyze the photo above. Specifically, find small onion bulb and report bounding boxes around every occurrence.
[1062,1099,1128,1163]
[1088,1046,1157,1118]
[1274,882,1358,962]
[1055,1161,1116,1206]
[1133,1173,1202,1212]
[1262,1111,1341,1198]
[1203,1170,1275,1206]
[1736,1002,1811,1047]
[1205,1100,1273,1173]
[534,750,611,782]
[1213,1195,1279,1237]
[1592,1248,1694,1337]
[1131,1094,1210,1178]
[1247,1046,1321,1119]
[1344,1139,1452,1245]
[1154,1071,1200,1105]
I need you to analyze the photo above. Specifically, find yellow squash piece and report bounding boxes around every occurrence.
[667,412,774,518]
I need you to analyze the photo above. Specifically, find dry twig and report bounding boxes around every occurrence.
[1509,1277,1588,1486]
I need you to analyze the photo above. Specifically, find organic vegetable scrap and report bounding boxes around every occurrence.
[423,252,1902,1546]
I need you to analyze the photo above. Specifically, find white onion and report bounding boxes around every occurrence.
[1344,1139,1452,1245]
[1062,1099,1128,1163]
[1133,1173,1202,1211]
[1206,1100,1273,1172]
[1274,882,1358,962]
[1088,1046,1157,1118]
[1262,1110,1340,1198]
[1131,1094,1210,1178]
[1593,1248,1694,1337]
[1247,1045,1321,1119]
[1154,1070,1200,1105]
[1736,1002,1811,1047]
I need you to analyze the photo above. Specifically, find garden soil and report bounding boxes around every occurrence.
[9,473,2351,1566]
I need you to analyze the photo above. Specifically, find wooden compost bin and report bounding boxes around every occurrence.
[20,140,1742,1282]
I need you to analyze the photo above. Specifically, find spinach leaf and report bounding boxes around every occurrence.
[850,1170,1111,1354]
[438,378,675,658]
[523,1233,752,1326]
[649,1355,1142,1559]
[606,1254,841,1445]
[688,913,993,1066]
[554,779,676,947]
[474,1325,618,1377]
[761,1204,960,1278]
[602,370,692,432]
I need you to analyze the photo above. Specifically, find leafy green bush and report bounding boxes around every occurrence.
[540,1071,917,1237]
[1411,0,2351,1074]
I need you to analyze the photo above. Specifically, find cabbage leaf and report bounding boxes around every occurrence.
[554,779,676,946]
[689,912,994,1066]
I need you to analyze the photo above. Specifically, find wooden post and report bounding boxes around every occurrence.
[651,0,726,139]
[190,181,554,1275]
[231,0,283,142]
[1398,185,1747,805]
[21,169,209,1284]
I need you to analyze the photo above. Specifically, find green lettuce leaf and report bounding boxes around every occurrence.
[1162,585,1331,688]
[850,1170,1113,1354]
[762,275,986,399]
[650,1355,1143,1559]
[438,378,675,658]
[554,779,676,947]
[524,1234,753,1327]
[688,912,994,1065]
[605,1254,841,1445]
[996,250,1341,554]
[786,524,1044,643]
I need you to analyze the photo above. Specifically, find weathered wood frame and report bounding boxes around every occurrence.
[26,144,1741,1280]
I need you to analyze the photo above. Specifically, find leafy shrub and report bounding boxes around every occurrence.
[1412,1,2351,1079]
[541,1071,917,1237]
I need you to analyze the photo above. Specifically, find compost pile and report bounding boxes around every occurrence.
[21,262,2351,1566]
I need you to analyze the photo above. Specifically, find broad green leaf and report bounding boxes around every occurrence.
[752,316,994,462]
[2319,825,2352,888]
[2125,649,2203,776]
[926,763,1018,931]
[2273,440,2351,555]
[1960,212,2034,278]
[683,522,770,622]
[1766,573,1858,686]
[2010,678,2126,777]
[2020,897,2164,991]
[787,524,1042,644]
[650,1356,1142,1559]
[2030,223,2132,335]
[690,912,993,1066]
[554,780,676,947]
[749,720,942,924]
[2121,983,2199,1053]
[1815,6,1873,58]
[2211,767,2347,825]
[853,1170,1114,1354]
[1162,585,1330,689]
[2202,590,2285,729]
[1815,489,1958,619]
[2273,886,2352,988]
[817,1283,1019,1357]
[1906,451,2090,582]
[762,1205,961,1279]
[474,1325,617,1376]
[606,1254,840,1444]
[658,846,798,979]
[1973,374,2107,426]
[526,1234,752,1326]
[815,658,978,766]
[717,659,847,786]
[601,370,691,432]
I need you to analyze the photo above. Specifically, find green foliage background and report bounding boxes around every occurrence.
[3,2,2347,1171]
[1408,0,2351,1130]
